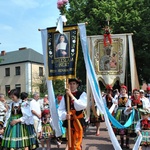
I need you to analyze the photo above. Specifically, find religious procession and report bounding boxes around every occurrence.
[0,0,149,150]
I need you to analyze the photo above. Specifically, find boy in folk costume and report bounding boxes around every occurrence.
[135,109,150,150]
[58,78,87,150]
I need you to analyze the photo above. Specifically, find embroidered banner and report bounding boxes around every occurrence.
[47,25,79,80]
[87,34,128,86]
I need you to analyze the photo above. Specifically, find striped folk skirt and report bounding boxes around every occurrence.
[140,130,150,146]
[112,107,129,135]
[41,123,53,139]
[135,130,150,147]
[128,109,141,137]
[1,114,38,150]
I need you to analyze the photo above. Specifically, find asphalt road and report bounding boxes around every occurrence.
[36,122,135,150]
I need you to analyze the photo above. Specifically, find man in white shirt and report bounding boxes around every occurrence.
[140,89,150,110]
[30,92,41,137]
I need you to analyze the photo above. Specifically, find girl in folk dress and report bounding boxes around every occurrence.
[135,109,150,150]
[1,89,38,150]
[39,109,53,150]
[113,85,130,148]
[90,98,104,136]
[125,89,143,138]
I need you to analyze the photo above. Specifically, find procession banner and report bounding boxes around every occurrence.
[46,25,79,80]
[41,29,62,137]
[87,34,127,86]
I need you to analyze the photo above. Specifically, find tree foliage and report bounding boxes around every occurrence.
[65,0,150,85]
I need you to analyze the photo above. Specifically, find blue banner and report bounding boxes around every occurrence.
[47,25,79,80]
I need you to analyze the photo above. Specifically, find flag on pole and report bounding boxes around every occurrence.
[87,34,127,86]
[46,25,79,80]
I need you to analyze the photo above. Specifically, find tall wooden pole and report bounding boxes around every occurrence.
[66,78,71,148]
[63,20,71,147]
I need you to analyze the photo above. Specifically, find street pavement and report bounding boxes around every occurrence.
[37,122,135,150]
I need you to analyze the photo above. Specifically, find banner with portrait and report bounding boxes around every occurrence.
[87,34,128,86]
[46,25,79,80]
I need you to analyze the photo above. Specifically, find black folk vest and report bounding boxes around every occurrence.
[64,91,83,116]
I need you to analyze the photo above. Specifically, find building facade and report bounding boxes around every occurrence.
[0,47,44,95]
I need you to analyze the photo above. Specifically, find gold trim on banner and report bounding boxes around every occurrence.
[46,25,79,80]
[47,26,78,33]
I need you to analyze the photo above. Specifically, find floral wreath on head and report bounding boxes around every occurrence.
[106,84,113,90]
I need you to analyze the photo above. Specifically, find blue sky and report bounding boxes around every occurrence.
[0,0,60,54]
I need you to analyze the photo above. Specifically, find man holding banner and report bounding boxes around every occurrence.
[58,78,87,150]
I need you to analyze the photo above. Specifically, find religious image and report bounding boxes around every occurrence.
[99,45,118,71]
[54,33,70,58]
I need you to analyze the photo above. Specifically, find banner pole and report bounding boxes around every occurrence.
[66,78,72,148]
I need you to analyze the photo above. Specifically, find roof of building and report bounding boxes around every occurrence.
[0,48,44,65]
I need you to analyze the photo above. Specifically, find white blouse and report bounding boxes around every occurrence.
[4,99,34,127]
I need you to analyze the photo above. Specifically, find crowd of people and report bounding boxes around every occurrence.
[0,80,150,150]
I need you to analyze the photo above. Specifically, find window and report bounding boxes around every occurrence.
[15,84,21,93]
[16,66,21,75]
[39,67,43,76]
[5,68,10,76]
[5,85,10,96]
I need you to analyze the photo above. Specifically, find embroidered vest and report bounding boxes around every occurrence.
[118,97,128,107]
[131,99,143,108]
[64,91,83,116]
[106,95,113,108]
[11,103,22,115]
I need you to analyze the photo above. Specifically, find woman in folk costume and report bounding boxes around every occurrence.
[135,108,150,150]
[125,89,143,138]
[112,85,130,148]
[103,84,118,116]
[90,97,104,136]
[0,121,4,148]
[39,109,53,150]
[58,78,87,150]
[2,89,38,150]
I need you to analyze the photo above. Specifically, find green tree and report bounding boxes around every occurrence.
[65,0,150,85]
